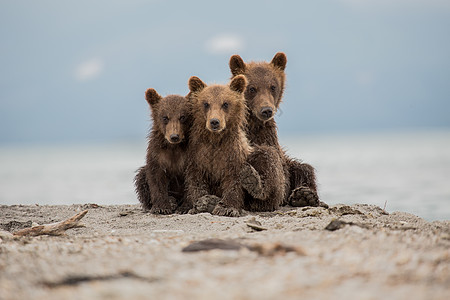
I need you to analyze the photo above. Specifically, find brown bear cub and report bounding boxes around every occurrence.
[186,75,251,217]
[134,89,192,214]
[229,52,322,207]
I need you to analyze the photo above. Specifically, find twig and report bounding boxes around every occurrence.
[13,210,88,237]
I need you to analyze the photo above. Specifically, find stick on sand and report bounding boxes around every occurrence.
[13,210,88,237]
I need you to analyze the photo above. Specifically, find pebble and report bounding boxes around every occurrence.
[246,217,268,231]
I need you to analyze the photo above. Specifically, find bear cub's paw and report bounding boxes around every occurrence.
[240,163,266,200]
[150,207,174,215]
[150,196,177,215]
[212,202,241,217]
[289,186,320,207]
[189,195,221,214]
[176,202,193,214]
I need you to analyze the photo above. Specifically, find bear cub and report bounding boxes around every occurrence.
[186,75,251,217]
[229,52,322,207]
[134,88,192,214]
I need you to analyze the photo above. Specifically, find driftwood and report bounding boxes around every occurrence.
[13,210,88,237]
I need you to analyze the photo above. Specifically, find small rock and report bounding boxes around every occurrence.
[325,219,369,231]
[119,210,135,217]
[325,219,349,231]
[246,217,267,231]
[319,201,329,209]
[82,203,101,209]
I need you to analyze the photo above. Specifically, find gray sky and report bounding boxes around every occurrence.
[1,0,449,144]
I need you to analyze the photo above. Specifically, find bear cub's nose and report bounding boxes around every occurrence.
[170,134,180,143]
[210,118,220,130]
[260,107,273,119]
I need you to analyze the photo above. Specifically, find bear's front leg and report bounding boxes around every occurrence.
[185,164,211,214]
[147,168,176,215]
[241,146,287,211]
[212,178,244,217]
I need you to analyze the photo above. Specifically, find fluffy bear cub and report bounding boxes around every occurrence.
[134,88,192,214]
[229,52,322,208]
[186,75,251,217]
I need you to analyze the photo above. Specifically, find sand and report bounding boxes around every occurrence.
[0,203,449,300]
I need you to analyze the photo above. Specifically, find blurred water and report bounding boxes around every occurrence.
[0,142,144,207]
[282,130,450,221]
[1,130,449,221]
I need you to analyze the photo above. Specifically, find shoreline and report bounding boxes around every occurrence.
[1,203,449,299]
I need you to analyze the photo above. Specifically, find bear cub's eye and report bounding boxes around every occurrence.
[270,85,277,92]
[222,102,229,109]
[179,115,186,123]
[162,116,169,124]
[203,102,210,109]
[248,87,257,94]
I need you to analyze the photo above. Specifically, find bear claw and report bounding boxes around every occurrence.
[212,203,241,217]
[150,196,177,215]
[150,207,174,215]
[176,204,192,214]
[289,186,319,207]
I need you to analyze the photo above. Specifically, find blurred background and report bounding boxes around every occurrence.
[1,0,449,220]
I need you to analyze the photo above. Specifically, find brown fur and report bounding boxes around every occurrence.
[242,144,286,211]
[229,52,319,207]
[186,75,251,217]
[134,89,192,214]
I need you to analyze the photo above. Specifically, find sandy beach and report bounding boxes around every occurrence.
[1,203,449,300]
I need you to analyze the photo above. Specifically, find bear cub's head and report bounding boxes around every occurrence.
[188,75,247,133]
[145,88,190,144]
[229,52,287,122]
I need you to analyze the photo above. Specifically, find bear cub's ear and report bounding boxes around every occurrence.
[188,76,207,93]
[145,88,162,106]
[229,75,247,94]
[229,55,246,76]
[271,52,287,71]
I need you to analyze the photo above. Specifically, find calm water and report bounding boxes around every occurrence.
[1,130,449,221]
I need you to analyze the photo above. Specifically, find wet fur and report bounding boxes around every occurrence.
[134,91,192,214]
[230,53,319,207]
[186,76,251,217]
